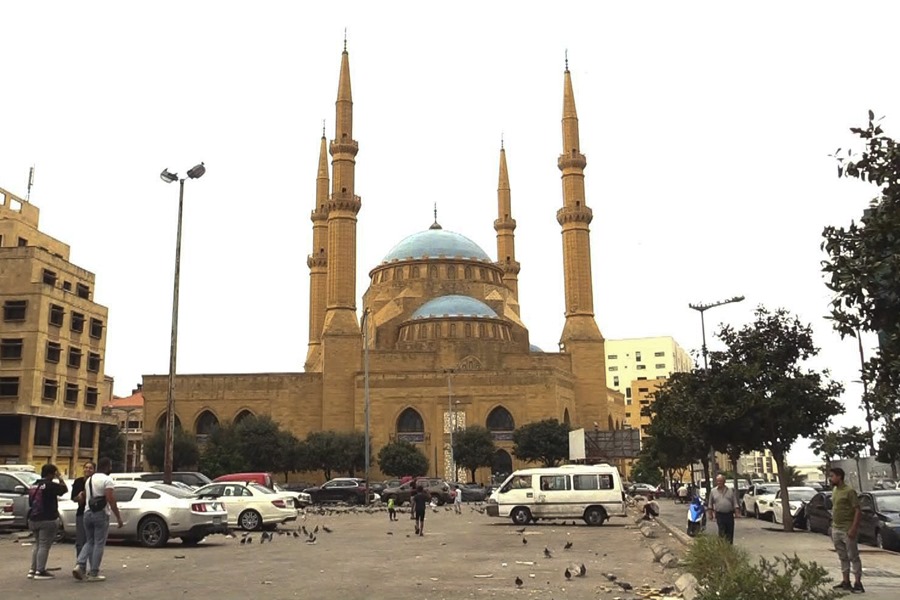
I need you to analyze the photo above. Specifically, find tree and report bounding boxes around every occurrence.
[630,450,663,486]
[144,428,200,471]
[823,114,900,446]
[452,426,496,482]
[782,466,807,487]
[835,426,870,490]
[511,419,570,467]
[377,440,429,477]
[876,420,900,479]
[234,415,284,472]
[810,430,841,474]
[98,424,125,471]
[198,423,247,479]
[305,431,342,479]
[332,431,369,478]
[716,307,844,531]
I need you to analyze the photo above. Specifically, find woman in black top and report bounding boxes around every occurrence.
[28,463,67,579]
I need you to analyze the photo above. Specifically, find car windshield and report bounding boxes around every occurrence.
[787,489,817,502]
[251,483,274,494]
[151,484,193,498]
[876,495,900,512]
[17,472,40,485]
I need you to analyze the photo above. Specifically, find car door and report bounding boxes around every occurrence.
[806,493,825,532]
[858,494,878,544]
[110,486,140,538]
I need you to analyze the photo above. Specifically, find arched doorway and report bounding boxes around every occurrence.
[156,412,181,431]
[233,409,254,425]
[492,449,513,484]
[486,406,515,441]
[396,407,425,443]
[563,408,571,427]
[195,410,219,439]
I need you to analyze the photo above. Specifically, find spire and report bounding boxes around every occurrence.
[430,203,442,229]
[317,126,329,184]
[562,60,580,154]
[306,128,331,371]
[335,41,353,142]
[495,143,519,300]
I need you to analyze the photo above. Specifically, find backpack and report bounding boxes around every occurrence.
[28,481,46,521]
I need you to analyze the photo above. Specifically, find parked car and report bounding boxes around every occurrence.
[194,482,299,530]
[0,497,13,526]
[741,483,781,518]
[272,483,311,508]
[748,484,783,520]
[872,479,897,491]
[381,478,455,506]
[626,483,658,499]
[59,481,227,547]
[858,491,900,550]
[303,478,376,505]
[0,469,41,528]
[806,491,833,534]
[450,482,489,502]
[214,472,275,488]
[113,471,212,489]
[771,487,818,525]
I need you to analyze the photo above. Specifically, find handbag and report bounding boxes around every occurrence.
[87,475,107,513]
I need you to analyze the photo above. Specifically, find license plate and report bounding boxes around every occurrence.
[213,516,222,524]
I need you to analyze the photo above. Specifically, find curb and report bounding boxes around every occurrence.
[656,515,694,547]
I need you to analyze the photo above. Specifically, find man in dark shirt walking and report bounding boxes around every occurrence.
[413,486,430,536]
[70,461,95,559]
[27,463,68,579]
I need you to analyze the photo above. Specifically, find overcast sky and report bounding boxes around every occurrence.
[2,2,896,465]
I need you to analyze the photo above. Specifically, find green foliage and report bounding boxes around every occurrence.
[782,465,807,487]
[303,431,369,479]
[331,431,369,478]
[234,415,284,472]
[144,428,200,471]
[198,423,246,479]
[685,535,841,600]
[452,426,496,482]
[629,451,663,486]
[811,430,842,470]
[511,419,570,467]
[98,425,125,471]
[377,440,429,477]
[823,114,900,430]
[876,420,900,478]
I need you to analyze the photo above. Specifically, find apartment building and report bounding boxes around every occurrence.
[604,336,693,406]
[0,186,114,476]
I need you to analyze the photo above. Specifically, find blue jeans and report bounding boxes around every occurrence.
[29,519,58,573]
[75,513,86,557]
[77,510,110,576]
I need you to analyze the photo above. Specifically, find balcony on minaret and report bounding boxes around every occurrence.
[307,249,327,269]
[329,139,359,156]
[556,204,593,226]
[493,216,517,231]
[326,193,362,214]
[557,151,587,171]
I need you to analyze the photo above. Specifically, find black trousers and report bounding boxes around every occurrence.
[716,512,735,544]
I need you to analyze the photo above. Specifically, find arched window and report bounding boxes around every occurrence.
[395,267,404,280]
[464,266,473,280]
[412,266,420,278]
[478,323,485,337]
[447,265,456,280]
[464,323,472,337]
[397,408,425,437]
[234,409,254,425]
[430,266,438,279]
[486,406,515,441]
[195,410,219,436]
[156,412,182,431]
[563,408,571,426]
[449,323,457,338]
[479,268,486,280]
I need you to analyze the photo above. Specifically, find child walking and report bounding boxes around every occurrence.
[387,497,397,521]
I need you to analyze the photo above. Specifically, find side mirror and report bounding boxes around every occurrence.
[13,485,26,494]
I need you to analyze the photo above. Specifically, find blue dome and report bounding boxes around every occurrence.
[411,295,499,320]
[382,229,491,263]
[529,344,544,353]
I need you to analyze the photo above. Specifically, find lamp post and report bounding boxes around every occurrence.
[362,308,371,506]
[688,295,745,482]
[444,368,455,482]
[160,162,205,485]
[854,329,877,455]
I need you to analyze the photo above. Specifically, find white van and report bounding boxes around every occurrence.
[486,464,626,526]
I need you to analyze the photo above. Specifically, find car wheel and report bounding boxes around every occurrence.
[180,535,204,546]
[138,516,170,548]
[583,506,607,527]
[510,507,532,526]
[239,509,262,531]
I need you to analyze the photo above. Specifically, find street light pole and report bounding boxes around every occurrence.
[445,369,455,482]
[363,308,371,506]
[160,163,205,485]
[688,295,745,483]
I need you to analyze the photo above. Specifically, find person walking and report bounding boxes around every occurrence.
[453,486,462,514]
[27,463,68,580]
[387,496,397,521]
[412,485,429,536]
[70,461,95,559]
[829,467,864,593]
[707,474,740,544]
[73,457,123,582]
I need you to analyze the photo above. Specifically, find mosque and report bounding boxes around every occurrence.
[141,44,627,482]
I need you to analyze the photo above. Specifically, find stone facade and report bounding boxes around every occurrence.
[142,47,625,483]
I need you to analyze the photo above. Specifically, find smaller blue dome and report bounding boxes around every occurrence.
[529,344,544,353]
[411,295,498,320]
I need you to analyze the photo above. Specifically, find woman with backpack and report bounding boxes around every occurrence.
[27,463,68,580]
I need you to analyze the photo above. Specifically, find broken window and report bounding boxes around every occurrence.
[42,379,59,401]
[46,342,61,363]
[87,352,101,373]
[89,318,104,339]
[76,283,90,299]
[3,300,27,321]
[70,312,85,333]
[67,347,82,369]
[0,338,23,360]
[49,304,64,327]
[42,269,57,286]
[65,383,79,404]
[0,377,19,397]
[85,387,99,406]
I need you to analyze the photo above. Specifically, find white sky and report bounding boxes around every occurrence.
[2,2,896,465]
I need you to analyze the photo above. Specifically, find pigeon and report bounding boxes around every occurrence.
[515,527,527,534]
[576,564,586,577]
[515,576,523,588]
[292,531,300,538]
[306,535,317,544]
[616,581,633,591]
[313,525,319,534]
[660,585,675,594]
[543,547,552,558]
[386,532,393,535]
[240,537,247,545]
[246,536,253,544]
[322,526,333,533]
[302,526,308,536]
[564,568,571,580]
[564,541,573,550]
[522,538,528,545]
[604,573,617,582]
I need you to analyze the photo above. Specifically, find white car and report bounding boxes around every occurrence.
[0,497,13,526]
[772,487,818,525]
[272,483,312,508]
[194,482,299,531]
[742,483,781,519]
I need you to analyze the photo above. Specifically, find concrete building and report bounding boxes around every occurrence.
[142,46,628,483]
[626,377,668,437]
[0,186,114,476]
[604,337,692,406]
[105,385,144,472]
[738,449,778,481]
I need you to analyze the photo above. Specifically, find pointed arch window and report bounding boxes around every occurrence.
[412,266,420,278]
[234,409,254,425]
[156,412,182,431]
[486,406,515,441]
[195,410,219,438]
[430,266,438,279]
[464,266,473,280]
[396,407,425,443]
[395,266,404,280]
[563,408,571,426]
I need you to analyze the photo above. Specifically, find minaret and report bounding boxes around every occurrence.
[494,142,520,301]
[320,40,362,431]
[305,127,330,372]
[556,58,608,428]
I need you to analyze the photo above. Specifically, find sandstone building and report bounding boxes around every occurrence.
[0,187,113,476]
[142,46,626,482]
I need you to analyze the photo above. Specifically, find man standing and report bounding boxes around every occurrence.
[27,463,67,579]
[70,462,95,559]
[412,485,429,536]
[829,467,864,593]
[73,457,123,582]
[707,474,740,544]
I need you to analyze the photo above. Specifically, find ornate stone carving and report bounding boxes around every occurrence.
[556,205,593,226]
[457,355,482,371]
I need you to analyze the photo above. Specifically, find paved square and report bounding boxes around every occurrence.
[1,507,677,599]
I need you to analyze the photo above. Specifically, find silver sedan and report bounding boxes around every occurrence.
[59,481,228,547]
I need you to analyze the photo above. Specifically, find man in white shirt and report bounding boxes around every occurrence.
[72,457,123,582]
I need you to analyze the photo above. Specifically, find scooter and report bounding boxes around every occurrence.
[687,497,707,537]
